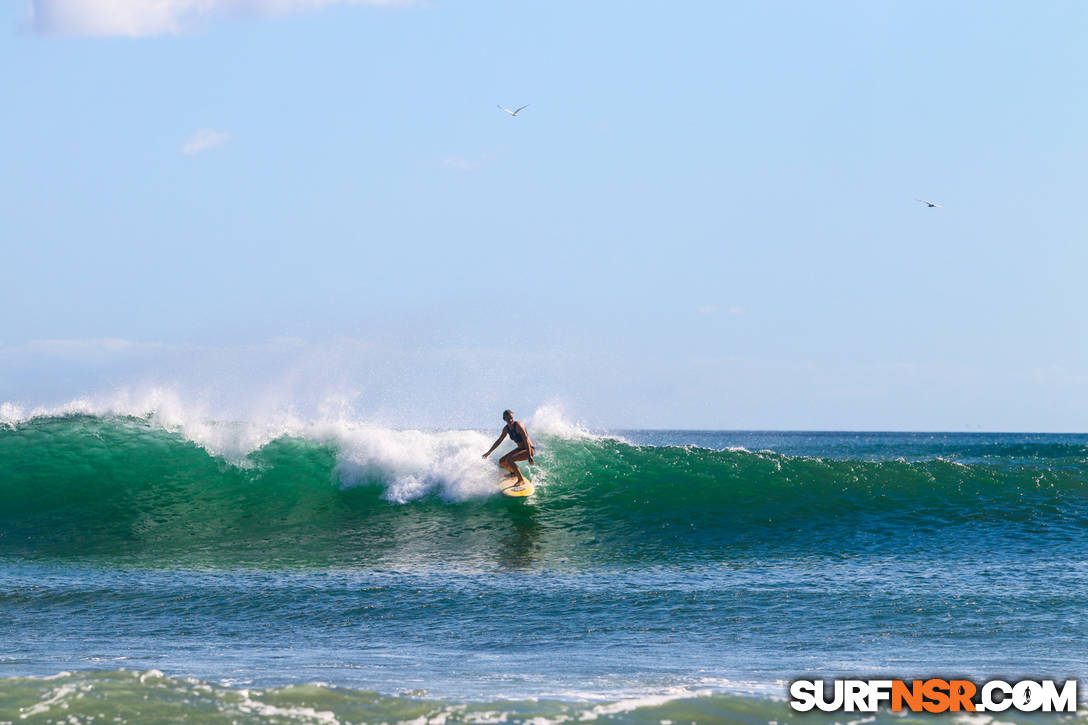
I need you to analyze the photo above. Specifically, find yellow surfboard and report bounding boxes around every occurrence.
[499,472,534,497]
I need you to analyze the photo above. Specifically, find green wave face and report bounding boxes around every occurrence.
[1,416,1085,568]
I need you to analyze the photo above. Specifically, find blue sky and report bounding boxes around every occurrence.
[2,0,1087,430]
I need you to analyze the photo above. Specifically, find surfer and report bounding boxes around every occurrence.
[482,410,535,484]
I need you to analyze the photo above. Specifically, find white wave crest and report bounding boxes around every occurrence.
[326,424,496,503]
[527,403,609,441]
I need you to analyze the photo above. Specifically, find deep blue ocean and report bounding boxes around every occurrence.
[2,416,1086,723]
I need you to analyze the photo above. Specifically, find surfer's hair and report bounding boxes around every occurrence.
[502,409,513,419]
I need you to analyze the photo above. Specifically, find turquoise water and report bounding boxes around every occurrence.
[2,415,1087,723]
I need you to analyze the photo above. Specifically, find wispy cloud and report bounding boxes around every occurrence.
[439,147,504,172]
[182,129,230,156]
[27,0,414,37]
[440,155,481,172]
[5,337,164,357]
[697,304,745,316]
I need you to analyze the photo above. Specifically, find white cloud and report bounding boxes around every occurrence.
[440,147,504,172]
[27,0,413,37]
[182,129,230,156]
[440,155,480,172]
[697,304,744,316]
[1,337,167,364]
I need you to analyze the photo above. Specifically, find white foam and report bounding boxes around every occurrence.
[0,401,24,427]
[18,681,87,718]
[227,689,342,725]
[527,403,615,442]
[323,423,497,503]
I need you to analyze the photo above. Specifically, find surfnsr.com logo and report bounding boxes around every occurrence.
[789,679,1078,713]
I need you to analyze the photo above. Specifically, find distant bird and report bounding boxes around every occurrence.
[915,198,943,209]
[497,104,530,117]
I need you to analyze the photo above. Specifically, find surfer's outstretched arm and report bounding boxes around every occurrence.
[482,429,508,458]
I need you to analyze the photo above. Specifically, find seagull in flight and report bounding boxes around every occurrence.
[497,104,530,117]
[915,198,943,209]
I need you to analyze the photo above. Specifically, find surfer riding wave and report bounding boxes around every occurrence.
[482,410,535,485]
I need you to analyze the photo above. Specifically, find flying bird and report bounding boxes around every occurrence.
[915,198,943,208]
[497,104,530,117]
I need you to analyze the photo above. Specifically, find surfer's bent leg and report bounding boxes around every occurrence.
[501,449,532,483]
